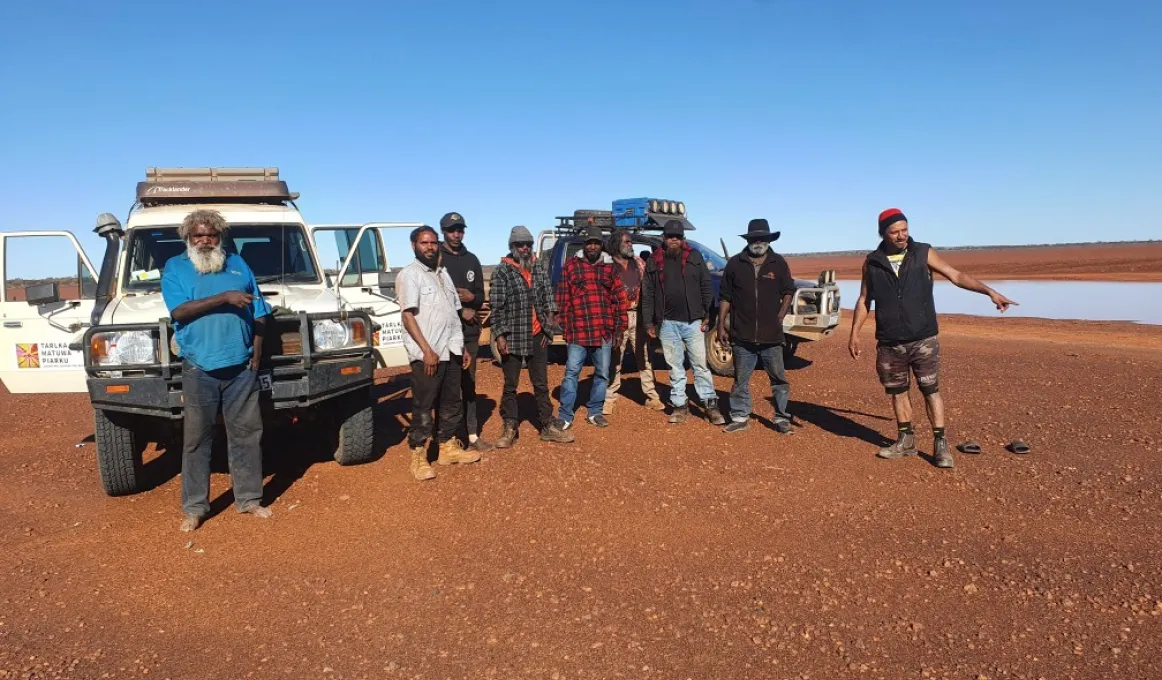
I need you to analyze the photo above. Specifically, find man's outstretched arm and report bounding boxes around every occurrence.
[927,249,1017,312]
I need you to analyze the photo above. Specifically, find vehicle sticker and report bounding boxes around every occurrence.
[378,321,404,346]
[15,341,83,369]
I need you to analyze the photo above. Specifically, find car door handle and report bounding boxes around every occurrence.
[3,321,22,328]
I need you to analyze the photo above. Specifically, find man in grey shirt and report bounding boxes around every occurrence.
[399,226,478,481]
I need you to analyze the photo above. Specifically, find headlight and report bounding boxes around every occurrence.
[311,318,369,351]
[648,199,659,213]
[677,202,685,215]
[90,330,158,366]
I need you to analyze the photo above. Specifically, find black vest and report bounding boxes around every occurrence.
[865,239,939,344]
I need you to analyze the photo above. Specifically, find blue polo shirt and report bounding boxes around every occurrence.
[161,252,272,371]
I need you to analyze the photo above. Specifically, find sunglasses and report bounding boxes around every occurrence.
[512,241,533,248]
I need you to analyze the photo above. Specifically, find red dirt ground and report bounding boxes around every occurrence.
[787,242,1162,282]
[2,314,1160,679]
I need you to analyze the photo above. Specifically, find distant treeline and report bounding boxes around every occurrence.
[785,240,1161,258]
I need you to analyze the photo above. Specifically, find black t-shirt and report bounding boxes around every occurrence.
[439,245,485,339]
[663,253,695,322]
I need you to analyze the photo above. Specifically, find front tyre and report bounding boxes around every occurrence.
[704,326,734,377]
[333,387,377,466]
[94,409,146,496]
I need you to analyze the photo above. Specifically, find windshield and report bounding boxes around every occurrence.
[688,240,728,272]
[123,223,320,291]
[566,236,728,273]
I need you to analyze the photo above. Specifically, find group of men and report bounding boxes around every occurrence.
[396,214,807,482]
[165,205,1017,529]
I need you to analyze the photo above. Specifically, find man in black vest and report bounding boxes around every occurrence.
[439,211,492,452]
[849,208,1016,469]
[717,219,796,434]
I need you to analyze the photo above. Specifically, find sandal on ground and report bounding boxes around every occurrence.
[956,441,982,455]
[1006,440,1031,455]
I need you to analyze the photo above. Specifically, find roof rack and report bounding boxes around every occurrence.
[136,167,298,206]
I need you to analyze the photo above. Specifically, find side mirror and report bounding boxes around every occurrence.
[378,270,397,296]
[26,282,61,306]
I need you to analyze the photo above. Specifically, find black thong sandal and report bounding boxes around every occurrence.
[956,441,982,454]
[1007,440,1031,455]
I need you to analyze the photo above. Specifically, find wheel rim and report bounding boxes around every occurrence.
[710,333,731,364]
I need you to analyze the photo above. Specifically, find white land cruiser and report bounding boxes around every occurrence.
[0,167,412,496]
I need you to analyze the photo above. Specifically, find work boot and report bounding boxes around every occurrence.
[877,432,918,460]
[704,399,727,426]
[774,419,792,435]
[645,397,666,411]
[539,419,576,444]
[468,435,494,453]
[410,445,436,481]
[723,419,750,433]
[437,439,481,466]
[239,502,273,519]
[933,437,955,469]
[668,405,689,424]
[494,420,519,449]
[179,514,203,533]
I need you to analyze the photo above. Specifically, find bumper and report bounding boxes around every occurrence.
[87,354,374,420]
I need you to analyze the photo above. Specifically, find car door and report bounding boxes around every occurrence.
[0,231,99,393]
[309,223,422,369]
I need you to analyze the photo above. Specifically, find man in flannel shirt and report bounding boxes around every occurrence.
[554,224,629,430]
[488,226,574,447]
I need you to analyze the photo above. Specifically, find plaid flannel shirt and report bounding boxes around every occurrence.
[556,253,628,347]
[489,258,557,357]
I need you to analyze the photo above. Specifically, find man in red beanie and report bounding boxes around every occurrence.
[849,208,1017,469]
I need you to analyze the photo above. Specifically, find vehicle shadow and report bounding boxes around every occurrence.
[787,400,893,447]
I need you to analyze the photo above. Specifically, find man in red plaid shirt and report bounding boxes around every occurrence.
[555,224,629,429]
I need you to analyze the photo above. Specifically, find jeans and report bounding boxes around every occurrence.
[500,334,553,429]
[409,359,463,447]
[658,320,716,408]
[181,362,264,517]
[607,309,659,409]
[455,336,482,436]
[557,341,612,424]
[729,341,791,423]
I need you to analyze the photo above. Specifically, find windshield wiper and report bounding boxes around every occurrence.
[254,275,284,284]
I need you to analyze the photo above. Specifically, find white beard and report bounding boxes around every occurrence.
[747,242,770,258]
[188,243,226,274]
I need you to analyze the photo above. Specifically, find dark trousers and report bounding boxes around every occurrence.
[728,341,791,423]
[499,337,553,429]
[409,359,463,447]
[181,362,264,517]
[456,335,481,437]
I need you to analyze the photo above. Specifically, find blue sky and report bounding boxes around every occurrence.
[1,0,1159,278]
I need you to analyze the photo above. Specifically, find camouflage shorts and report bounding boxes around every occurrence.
[876,335,941,395]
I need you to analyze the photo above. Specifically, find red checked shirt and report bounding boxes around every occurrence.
[555,252,628,347]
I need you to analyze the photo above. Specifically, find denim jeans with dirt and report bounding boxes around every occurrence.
[658,319,716,408]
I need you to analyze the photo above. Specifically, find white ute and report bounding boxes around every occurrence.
[0,167,412,496]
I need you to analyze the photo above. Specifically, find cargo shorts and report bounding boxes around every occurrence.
[876,335,941,396]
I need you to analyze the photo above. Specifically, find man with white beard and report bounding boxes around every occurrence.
[162,209,273,532]
[717,219,797,434]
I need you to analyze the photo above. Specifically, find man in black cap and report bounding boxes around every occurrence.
[850,208,1017,469]
[717,219,796,434]
[438,211,492,452]
[641,219,724,425]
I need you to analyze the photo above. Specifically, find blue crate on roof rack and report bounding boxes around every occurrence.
[612,197,688,228]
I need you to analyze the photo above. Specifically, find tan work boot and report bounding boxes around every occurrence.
[410,445,436,481]
[495,420,519,449]
[437,439,482,466]
[644,397,666,411]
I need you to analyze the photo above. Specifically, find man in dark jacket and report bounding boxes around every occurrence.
[849,208,1017,469]
[717,219,796,434]
[438,211,492,452]
[489,226,573,446]
[642,219,725,426]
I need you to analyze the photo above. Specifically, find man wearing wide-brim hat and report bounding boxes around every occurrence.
[717,218,796,434]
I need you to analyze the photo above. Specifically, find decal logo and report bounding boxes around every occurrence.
[466,270,475,283]
[16,344,40,369]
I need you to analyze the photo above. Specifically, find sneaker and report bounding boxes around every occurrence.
[877,432,918,460]
[179,514,203,533]
[668,405,689,424]
[468,436,494,452]
[723,419,750,433]
[239,503,273,519]
[586,414,610,428]
[933,437,955,469]
[704,399,727,426]
[774,420,792,435]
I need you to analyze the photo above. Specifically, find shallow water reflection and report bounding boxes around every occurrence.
[835,280,1162,326]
